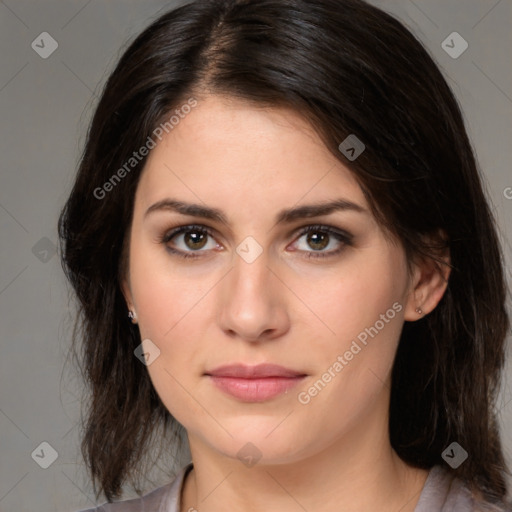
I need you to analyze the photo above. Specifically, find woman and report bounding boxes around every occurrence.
[59,0,511,510]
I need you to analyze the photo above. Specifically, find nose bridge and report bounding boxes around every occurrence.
[217,244,287,341]
[228,232,272,295]
[229,246,272,307]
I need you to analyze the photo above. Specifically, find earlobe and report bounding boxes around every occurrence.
[127,310,138,324]
[120,279,137,322]
[404,248,451,321]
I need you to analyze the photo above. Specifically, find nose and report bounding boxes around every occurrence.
[217,249,290,342]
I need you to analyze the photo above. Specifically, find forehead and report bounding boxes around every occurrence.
[135,95,368,215]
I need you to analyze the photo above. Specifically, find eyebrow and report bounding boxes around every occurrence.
[144,198,367,225]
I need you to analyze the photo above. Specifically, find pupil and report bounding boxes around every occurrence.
[308,232,328,250]
[185,231,207,250]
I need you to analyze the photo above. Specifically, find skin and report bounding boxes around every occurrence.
[122,95,450,512]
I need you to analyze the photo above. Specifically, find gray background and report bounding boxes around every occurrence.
[0,1,511,511]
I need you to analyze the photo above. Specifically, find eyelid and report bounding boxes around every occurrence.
[160,224,217,243]
[293,224,353,243]
[159,224,221,254]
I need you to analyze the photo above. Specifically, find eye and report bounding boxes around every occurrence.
[290,225,353,259]
[159,224,221,259]
[159,223,353,260]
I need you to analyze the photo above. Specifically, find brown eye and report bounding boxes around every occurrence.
[306,231,329,251]
[183,230,208,250]
[160,224,220,259]
[291,225,353,259]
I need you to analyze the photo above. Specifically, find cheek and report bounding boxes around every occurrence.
[292,248,406,419]
[129,243,214,339]
[292,268,405,445]
[131,274,210,424]
[306,249,407,352]
[128,249,217,415]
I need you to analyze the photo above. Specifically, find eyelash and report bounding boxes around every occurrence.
[158,224,353,260]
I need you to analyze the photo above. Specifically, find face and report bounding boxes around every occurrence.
[123,95,421,465]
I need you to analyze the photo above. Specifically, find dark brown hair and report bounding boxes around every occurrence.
[58,0,511,506]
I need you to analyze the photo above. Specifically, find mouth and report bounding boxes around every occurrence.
[204,363,307,402]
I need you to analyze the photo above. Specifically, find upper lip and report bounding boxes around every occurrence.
[205,363,306,378]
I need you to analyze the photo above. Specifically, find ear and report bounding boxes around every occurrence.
[403,236,451,321]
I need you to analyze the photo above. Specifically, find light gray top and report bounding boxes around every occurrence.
[76,463,511,512]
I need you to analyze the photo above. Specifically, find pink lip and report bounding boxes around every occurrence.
[205,364,307,402]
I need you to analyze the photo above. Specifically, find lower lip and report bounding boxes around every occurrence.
[207,375,305,402]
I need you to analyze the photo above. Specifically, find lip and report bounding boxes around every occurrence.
[205,363,305,378]
[205,364,307,402]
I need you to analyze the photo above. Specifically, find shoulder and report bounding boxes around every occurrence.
[74,462,193,512]
[415,465,512,512]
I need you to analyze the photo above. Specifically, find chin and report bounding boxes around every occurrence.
[200,423,311,466]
